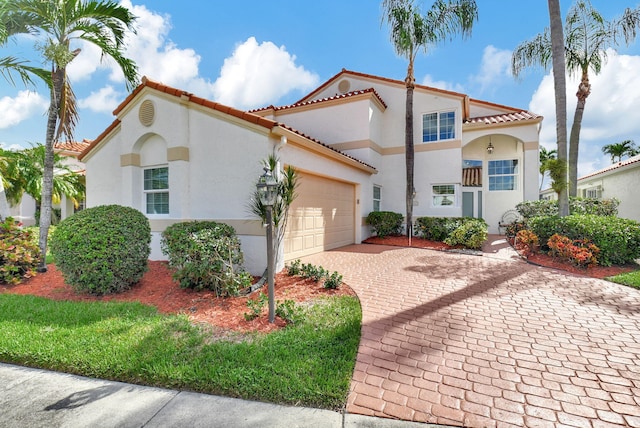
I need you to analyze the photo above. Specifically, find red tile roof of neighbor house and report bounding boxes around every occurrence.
[578,153,640,181]
[54,139,91,155]
[80,77,377,172]
[250,87,388,113]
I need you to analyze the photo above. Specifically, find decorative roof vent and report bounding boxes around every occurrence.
[338,79,350,94]
[139,100,155,127]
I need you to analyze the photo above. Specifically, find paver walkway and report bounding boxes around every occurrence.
[299,238,640,428]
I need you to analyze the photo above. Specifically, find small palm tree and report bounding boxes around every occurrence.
[513,0,640,197]
[601,140,638,163]
[2,144,85,210]
[5,0,138,270]
[382,0,478,237]
[539,146,557,191]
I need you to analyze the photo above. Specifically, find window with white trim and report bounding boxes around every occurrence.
[584,186,602,199]
[144,167,169,214]
[432,184,456,207]
[488,159,519,191]
[422,111,456,142]
[373,185,381,212]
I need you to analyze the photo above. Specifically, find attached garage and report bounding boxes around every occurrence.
[284,172,355,260]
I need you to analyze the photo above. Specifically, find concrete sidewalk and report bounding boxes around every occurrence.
[0,363,443,428]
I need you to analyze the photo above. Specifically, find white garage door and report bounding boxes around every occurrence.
[284,172,355,261]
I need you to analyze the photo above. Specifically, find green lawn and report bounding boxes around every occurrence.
[0,294,361,410]
[607,269,640,289]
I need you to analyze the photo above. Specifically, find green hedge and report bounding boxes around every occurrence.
[160,221,251,296]
[366,211,403,238]
[528,214,640,266]
[516,197,619,219]
[50,205,151,295]
[415,217,487,249]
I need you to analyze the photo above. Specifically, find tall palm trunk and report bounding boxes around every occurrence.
[548,0,570,217]
[568,70,590,197]
[405,66,415,238]
[38,67,63,271]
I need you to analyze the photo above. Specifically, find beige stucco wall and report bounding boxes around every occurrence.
[579,168,640,222]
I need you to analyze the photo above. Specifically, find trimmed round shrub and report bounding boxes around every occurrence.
[50,205,151,295]
[160,221,251,297]
[444,219,488,250]
[0,217,40,284]
[366,211,403,238]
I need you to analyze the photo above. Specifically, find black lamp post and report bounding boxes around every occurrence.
[256,167,278,323]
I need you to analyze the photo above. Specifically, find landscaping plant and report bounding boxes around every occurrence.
[0,217,40,285]
[161,221,252,296]
[366,211,403,238]
[50,205,150,295]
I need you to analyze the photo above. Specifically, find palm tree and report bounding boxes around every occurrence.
[546,0,569,217]
[601,139,638,163]
[1,144,85,210]
[382,0,478,237]
[539,146,557,191]
[513,0,640,197]
[5,0,138,271]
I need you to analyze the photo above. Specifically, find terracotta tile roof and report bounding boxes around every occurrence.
[297,69,469,105]
[579,154,640,181]
[79,119,120,161]
[54,139,91,154]
[251,87,387,113]
[464,111,542,126]
[116,77,278,129]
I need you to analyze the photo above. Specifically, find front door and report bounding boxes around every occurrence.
[462,190,483,218]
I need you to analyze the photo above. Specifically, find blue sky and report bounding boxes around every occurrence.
[1,0,639,177]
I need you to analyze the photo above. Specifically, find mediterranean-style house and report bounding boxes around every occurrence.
[80,69,543,275]
[540,154,640,222]
[9,140,88,226]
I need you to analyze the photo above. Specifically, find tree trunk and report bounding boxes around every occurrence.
[405,73,415,238]
[38,67,63,271]
[548,0,569,217]
[568,71,590,197]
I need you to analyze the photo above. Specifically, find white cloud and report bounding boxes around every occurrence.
[0,91,47,129]
[529,50,640,176]
[420,74,465,93]
[0,142,26,151]
[211,37,320,110]
[78,86,124,113]
[471,45,512,94]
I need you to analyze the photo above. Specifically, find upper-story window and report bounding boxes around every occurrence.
[144,167,169,214]
[488,159,519,191]
[422,111,456,142]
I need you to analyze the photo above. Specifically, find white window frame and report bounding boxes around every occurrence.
[432,184,457,207]
[422,110,456,143]
[143,166,169,215]
[373,185,381,212]
[488,159,519,192]
[584,186,602,199]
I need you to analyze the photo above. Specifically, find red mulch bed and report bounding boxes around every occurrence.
[363,235,637,279]
[1,262,355,334]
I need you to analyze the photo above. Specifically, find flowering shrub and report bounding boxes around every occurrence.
[515,229,539,258]
[0,217,40,285]
[547,234,599,268]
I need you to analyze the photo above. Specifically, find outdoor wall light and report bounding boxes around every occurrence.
[487,138,494,155]
[256,167,278,323]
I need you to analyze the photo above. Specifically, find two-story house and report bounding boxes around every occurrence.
[80,69,542,275]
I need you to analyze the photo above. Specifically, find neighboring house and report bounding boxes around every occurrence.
[540,154,640,222]
[80,70,542,275]
[9,140,88,226]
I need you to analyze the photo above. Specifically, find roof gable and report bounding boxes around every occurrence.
[579,154,640,181]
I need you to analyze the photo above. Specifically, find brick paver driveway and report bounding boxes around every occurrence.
[300,244,640,428]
